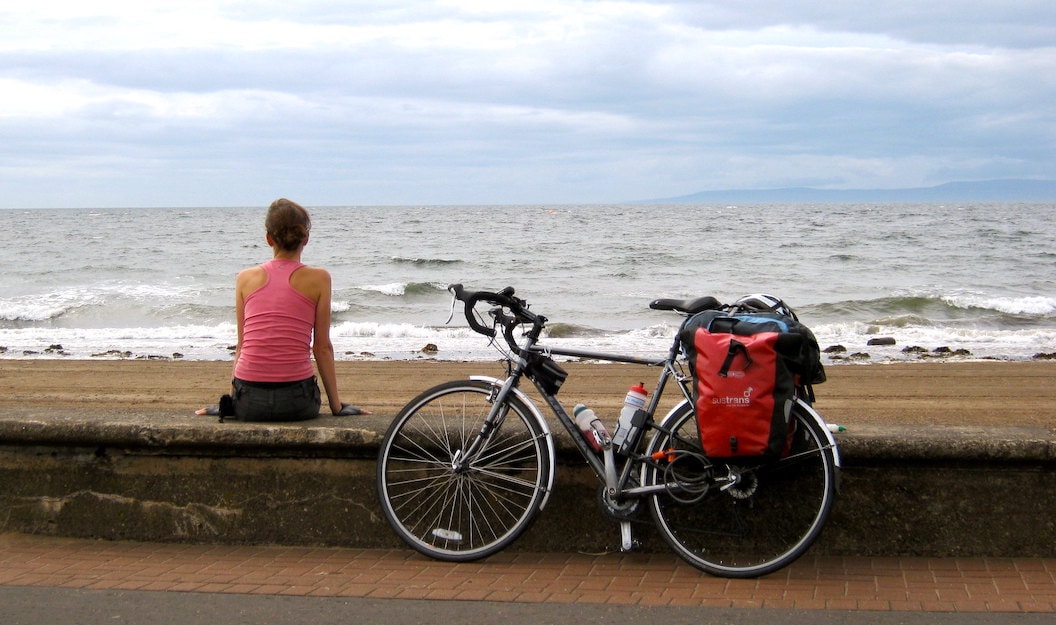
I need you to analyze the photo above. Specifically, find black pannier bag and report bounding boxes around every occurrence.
[680,309,825,458]
[526,354,568,395]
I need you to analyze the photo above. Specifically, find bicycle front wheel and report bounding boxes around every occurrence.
[376,379,552,561]
[643,401,838,578]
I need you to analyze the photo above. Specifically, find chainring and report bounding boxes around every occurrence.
[597,476,642,521]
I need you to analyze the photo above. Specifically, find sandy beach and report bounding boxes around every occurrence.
[0,359,1053,428]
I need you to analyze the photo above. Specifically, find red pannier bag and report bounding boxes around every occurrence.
[680,310,823,458]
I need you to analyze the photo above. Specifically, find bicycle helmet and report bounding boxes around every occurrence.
[733,293,797,319]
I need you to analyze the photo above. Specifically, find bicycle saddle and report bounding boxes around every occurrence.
[649,296,722,314]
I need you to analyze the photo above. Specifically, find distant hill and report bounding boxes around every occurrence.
[641,179,1056,204]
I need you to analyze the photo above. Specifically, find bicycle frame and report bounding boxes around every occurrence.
[379,284,842,575]
[488,324,842,494]
[523,338,690,485]
[473,311,788,552]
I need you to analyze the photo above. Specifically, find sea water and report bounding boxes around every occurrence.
[2,202,1054,363]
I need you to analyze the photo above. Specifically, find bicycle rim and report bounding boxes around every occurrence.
[644,403,837,578]
[377,379,552,561]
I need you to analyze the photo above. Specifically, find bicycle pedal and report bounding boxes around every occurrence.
[619,521,636,552]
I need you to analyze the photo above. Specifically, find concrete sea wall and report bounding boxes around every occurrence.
[1,410,1053,557]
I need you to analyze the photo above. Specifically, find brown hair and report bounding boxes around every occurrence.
[265,198,311,252]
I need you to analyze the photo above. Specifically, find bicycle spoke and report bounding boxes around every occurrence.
[377,381,551,561]
[644,403,837,577]
[380,285,838,576]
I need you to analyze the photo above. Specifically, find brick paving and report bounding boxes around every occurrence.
[1,533,1054,613]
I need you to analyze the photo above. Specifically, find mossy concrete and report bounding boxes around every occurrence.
[1,409,1053,557]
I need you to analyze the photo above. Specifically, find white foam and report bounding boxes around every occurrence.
[0,281,213,323]
[331,321,470,339]
[0,291,91,322]
[359,282,409,296]
[941,293,1056,316]
[811,321,1056,361]
[4,318,1053,363]
[0,323,238,359]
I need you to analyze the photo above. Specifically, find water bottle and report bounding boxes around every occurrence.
[611,382,648,454]
[573,404,610,452]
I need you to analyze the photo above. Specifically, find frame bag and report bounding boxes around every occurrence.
[680,310,824,458]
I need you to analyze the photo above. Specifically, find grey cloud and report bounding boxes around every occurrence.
[668,1,1056,48]
[1,1,1054,206]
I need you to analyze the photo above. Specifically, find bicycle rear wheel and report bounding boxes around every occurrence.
[643,401,838,578]
[376,379,552,561]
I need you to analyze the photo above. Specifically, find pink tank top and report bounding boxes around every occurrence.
[234,259,316,382]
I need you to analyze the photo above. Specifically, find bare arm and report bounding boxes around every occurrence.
[308,269,344,414]
[232,268,257,377]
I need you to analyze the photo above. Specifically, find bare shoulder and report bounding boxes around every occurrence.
[297,265,332,285]
[290,265,331,299]
[236,266,268,292]
[303,265,331,278]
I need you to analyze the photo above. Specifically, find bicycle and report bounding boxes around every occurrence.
[376,284,841,578]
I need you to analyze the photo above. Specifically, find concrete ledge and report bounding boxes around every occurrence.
[835,423,1056,461]
[0,410,381,455]
[1,408,1054,558]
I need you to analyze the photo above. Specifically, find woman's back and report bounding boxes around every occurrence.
[234,259,316,382]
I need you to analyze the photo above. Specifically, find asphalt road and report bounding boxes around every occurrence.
[2,586,1052,625]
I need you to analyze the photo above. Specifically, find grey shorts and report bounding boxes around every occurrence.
[231,376,321,422]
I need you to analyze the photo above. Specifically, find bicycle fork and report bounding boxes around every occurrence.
[450,377,516,472]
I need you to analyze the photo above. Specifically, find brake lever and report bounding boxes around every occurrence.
[445,292,457,325]
[489,307,521,333]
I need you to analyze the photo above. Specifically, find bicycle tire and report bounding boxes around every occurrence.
[643,401,838,578]
[376,379,552,561]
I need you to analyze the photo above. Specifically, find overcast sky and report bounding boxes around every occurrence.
[2,1,1054,207]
